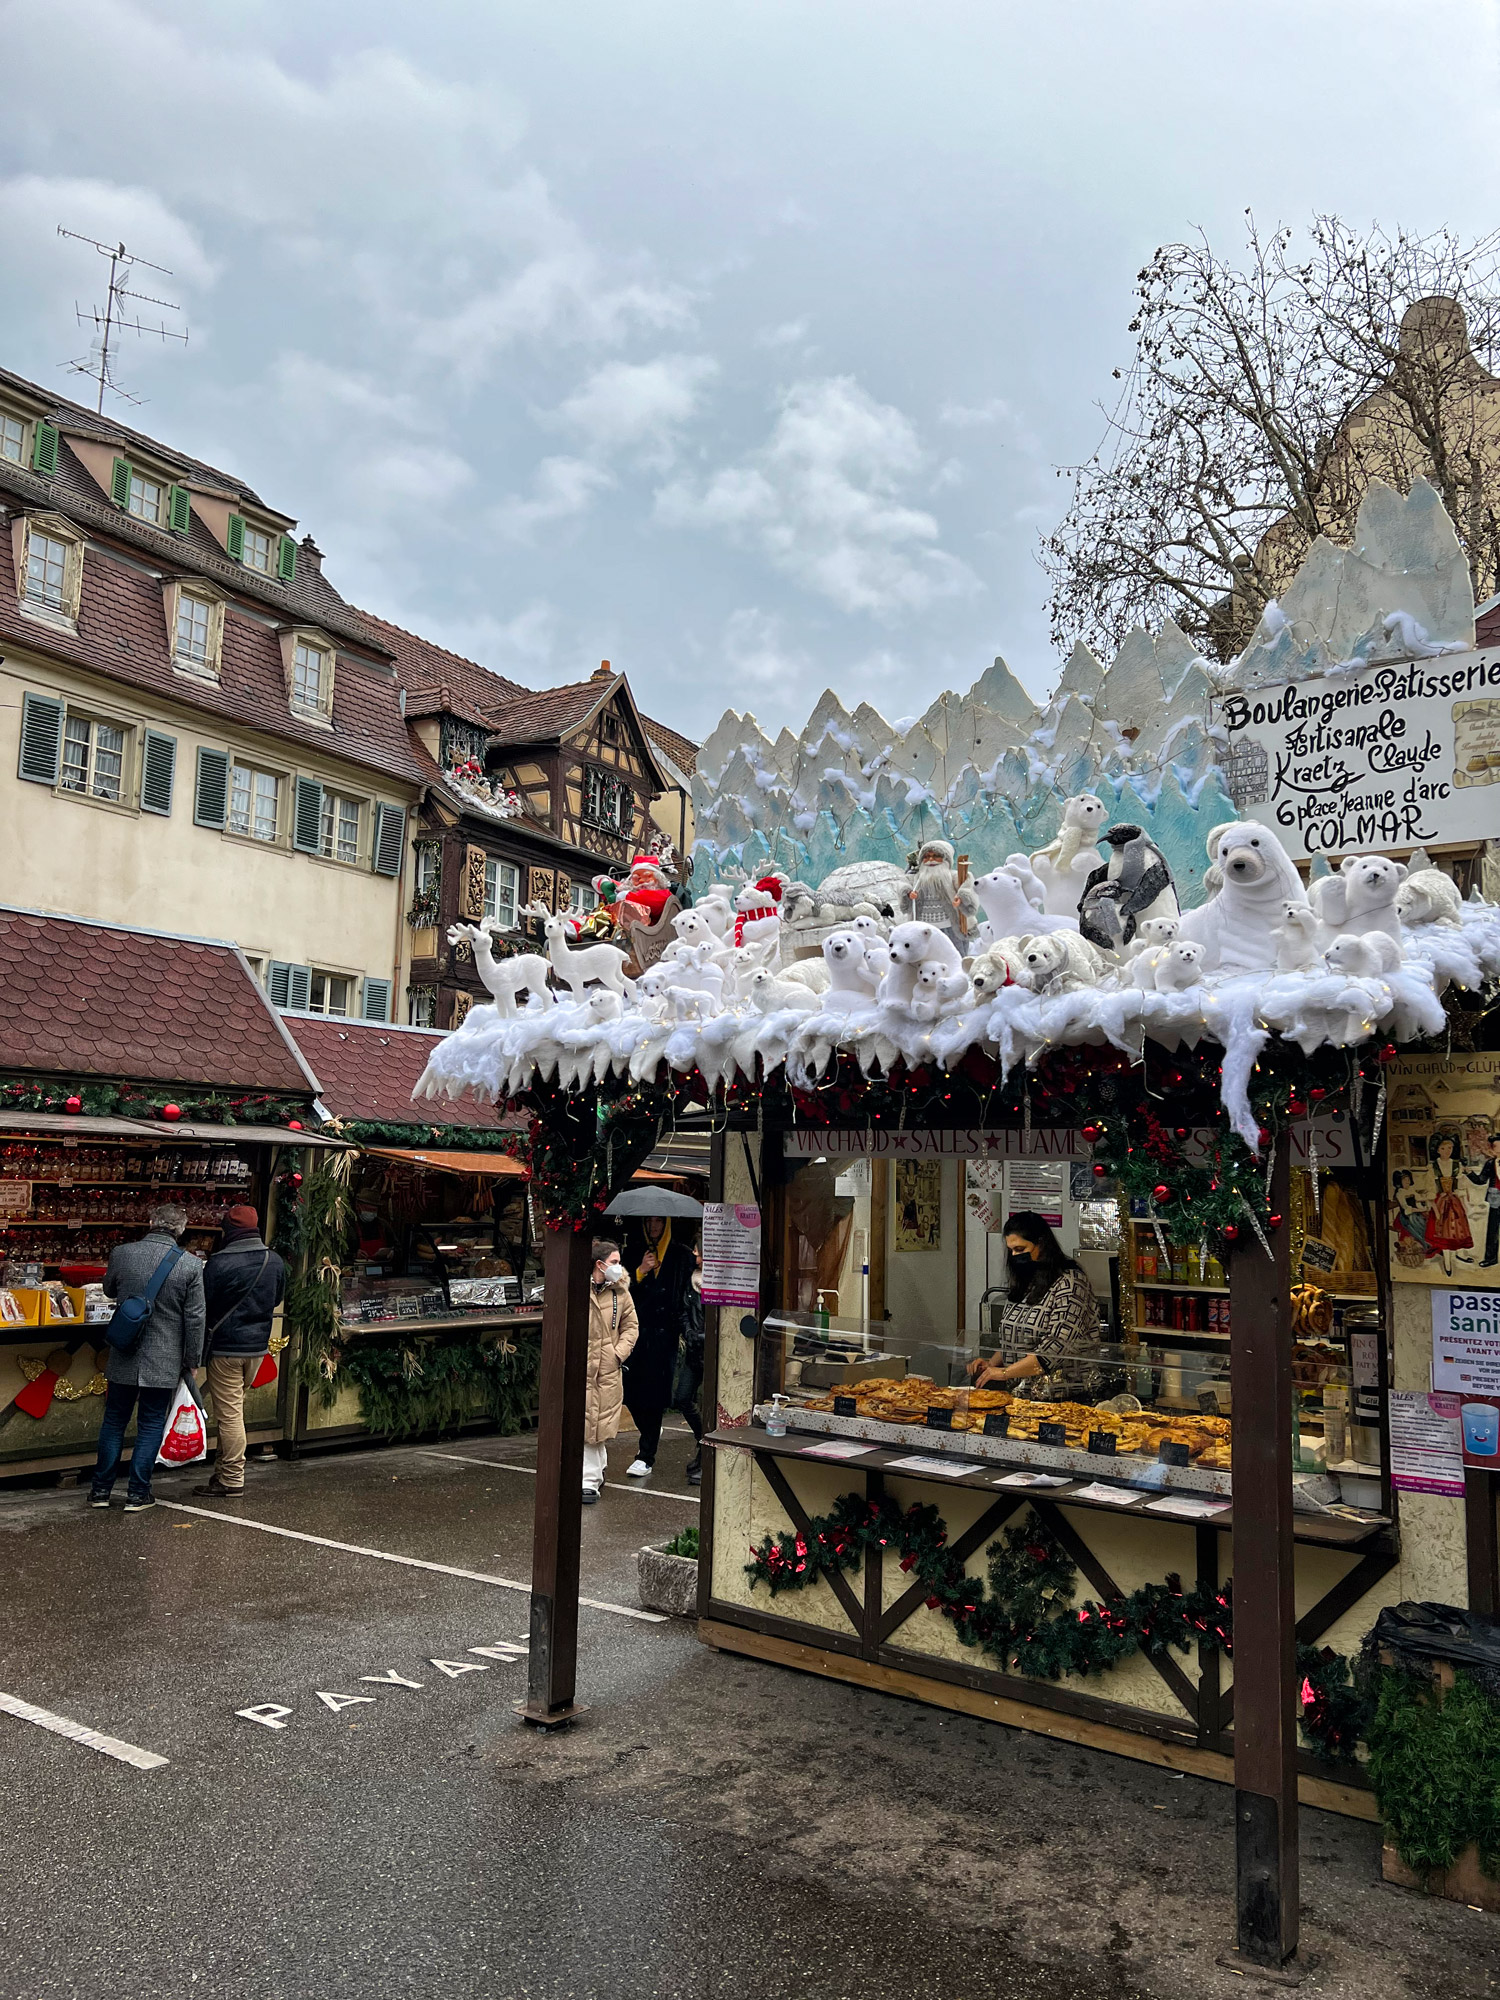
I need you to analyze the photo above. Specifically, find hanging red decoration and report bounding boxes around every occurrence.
[287,1120,304,1132]
[1267,1212,1283,1231]
[64,1096,82,1115]
[161,1103,181,1122]
[1378,1043,1398,1065]
[1152,1183,1171,1203]
[1223,1223,1240,1242]
[1309,1087,1326,1102]
[1091,1163,1108,1179]
[1081,1122,1101,1144]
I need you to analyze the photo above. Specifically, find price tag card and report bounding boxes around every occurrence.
[1158,1441,1191,1467]
[1087,1431,1117,1456]
[1068,1481,1142,1508]
[832,1395,858,1417]
[924,1407,954,1430]
[1037,1421,1068,1448]
[982,1411,1009,1436]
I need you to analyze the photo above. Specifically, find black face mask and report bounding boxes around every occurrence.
[1010,1251,1035,1277]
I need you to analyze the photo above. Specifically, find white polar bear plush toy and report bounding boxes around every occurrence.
[746,968,820,1015]
[1014,931,1105,996]
[1125,915,1181,960]
[1177,823,1309,974]
[821,931,879,1012]
[1396,867,1464,929]
[910,960,972,1022]
[969,864,1079,944]
[1030,794,1107,918]
[1153,940,1206,993]
[1273,902,1325,974]
[878,921,966,1011]
[1324,932,1401,979]
[1309,853,1406,946]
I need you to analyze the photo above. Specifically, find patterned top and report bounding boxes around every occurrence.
[998,1266,1102,1402]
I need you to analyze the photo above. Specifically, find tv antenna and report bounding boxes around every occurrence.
[57,227,188,411]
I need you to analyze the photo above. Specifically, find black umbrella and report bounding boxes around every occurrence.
[604,1187,705,1218]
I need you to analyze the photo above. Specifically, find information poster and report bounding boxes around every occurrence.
[1432,1289,1500,1395]
[1385,1054,1500,1284]
[892,1159,942,1251]
[701,1202,761,1308]
[1389,1390,1466,1497]
[1005,1161,1066,1228]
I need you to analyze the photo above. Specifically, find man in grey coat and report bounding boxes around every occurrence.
[90,1204,207,1513]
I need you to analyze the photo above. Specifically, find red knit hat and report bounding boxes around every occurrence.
[224,1204,259,1231]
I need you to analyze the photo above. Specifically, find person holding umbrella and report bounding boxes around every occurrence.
[622,1212,699,1477]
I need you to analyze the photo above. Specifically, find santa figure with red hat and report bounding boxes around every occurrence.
[733,874,785,948]
[617,854,674,929]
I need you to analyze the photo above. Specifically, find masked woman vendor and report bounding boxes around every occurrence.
[967,1211,1101,1401]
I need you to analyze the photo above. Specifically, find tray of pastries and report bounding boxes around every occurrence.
[799,1379,1231,1463]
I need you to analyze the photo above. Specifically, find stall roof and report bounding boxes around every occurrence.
[0,907,318,1096]
[362,1145,527,1177]
[0,1112,347,1145]
[279,1014,523,1131]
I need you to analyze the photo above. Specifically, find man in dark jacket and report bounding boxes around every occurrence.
[91,1204,206,1512]
[622,1216,701,1479]
[198,1204,286,1497]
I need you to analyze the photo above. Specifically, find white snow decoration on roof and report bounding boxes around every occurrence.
[412,900,1500,1152]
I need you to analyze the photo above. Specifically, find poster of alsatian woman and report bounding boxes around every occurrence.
[1386,1053,1500,1285]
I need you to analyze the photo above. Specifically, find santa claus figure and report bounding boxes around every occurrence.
[579,874,623,939]
[617,855,674,929]
[733,875,784,948]
[906,839,964,945]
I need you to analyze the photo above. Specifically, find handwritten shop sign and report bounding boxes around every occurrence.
[1218,651,1500,859]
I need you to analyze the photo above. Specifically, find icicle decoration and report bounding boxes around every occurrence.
[1307,1125,1321,1221]
[1262,1130,1277,1198]
[1371,1077,1387,1151]
[1239,1193,1274,1262]
[1149,1206,1171,1269]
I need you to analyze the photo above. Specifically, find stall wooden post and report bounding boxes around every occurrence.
[519,1223,592,1727]
[1466,1470,1500,1618]
[1228,1144,1299,1970]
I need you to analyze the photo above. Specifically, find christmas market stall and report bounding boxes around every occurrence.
[0,908,337,1479]
[411,808,1500,1969]
[278,1014,539,1449]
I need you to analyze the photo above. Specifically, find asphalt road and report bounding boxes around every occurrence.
[0,1420,1495,2000]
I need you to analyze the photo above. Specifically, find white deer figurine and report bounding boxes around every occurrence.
[447,921,554,1017]
[522,902,632,999]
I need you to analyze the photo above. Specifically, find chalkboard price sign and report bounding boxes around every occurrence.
[1038,1421,1068,1448]
[925,1406,954,1430]
[832,1396,858,1417]
[1158,1440,1191,1467]
[1087,1430,1117,1456]
[983,1412,1009,1437]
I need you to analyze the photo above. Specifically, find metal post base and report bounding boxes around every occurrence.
[1215,1950,1319,1987]
[514,1700,590,1731]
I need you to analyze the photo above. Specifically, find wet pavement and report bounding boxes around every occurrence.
[1,1420,1496,2000]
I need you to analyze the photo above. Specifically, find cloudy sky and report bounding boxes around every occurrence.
[1,0,1497,741]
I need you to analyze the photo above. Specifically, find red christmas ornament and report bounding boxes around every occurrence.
[64,1095,82,1115]
[1081,1122,1101,1144]
[1378,1043,1398,1065]
[1309,1086,1326,1101]
[1174,1126,1188,1141]
[161,1103,181,1122]
[1287,1098,1303,1118]
[1092,1163,1108,1179]
[1267,1212,1283,1231]
[1257,1126,1271,1149]
[287,1120,304,1132]
[1223,1223,1240,1243]
[290,1172,303,1188]
[1152,1183,1171,1203]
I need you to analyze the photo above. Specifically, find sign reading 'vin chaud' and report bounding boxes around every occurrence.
[1218,651,1500,859]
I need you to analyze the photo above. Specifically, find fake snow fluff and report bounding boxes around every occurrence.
[414,822,1500,1151]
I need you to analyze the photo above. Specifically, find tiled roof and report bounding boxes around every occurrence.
[0,908,316,1093]
[642,715,698,774]
[486,679,611,742]
[0,521,427,789]
[280,1015,521,1129]
[356,612,527,720]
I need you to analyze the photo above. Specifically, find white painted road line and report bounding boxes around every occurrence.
[423,1450,700,1503]
[159,1502,667,1623]
[0,1690,168,1771]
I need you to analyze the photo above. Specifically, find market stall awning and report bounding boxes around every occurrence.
[0,1112,346,1146]
[362,1145,528,1177]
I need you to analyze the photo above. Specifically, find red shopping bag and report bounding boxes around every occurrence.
[157,1375,209,1466]
[250,1352,278,1390]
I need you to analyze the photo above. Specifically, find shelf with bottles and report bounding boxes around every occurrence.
[0,1141,255,1187]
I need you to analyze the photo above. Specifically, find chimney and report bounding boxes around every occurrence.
[592,659,613,680]
[299,535,323,578]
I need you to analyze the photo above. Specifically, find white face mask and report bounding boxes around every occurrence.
[596,1260,627,1288]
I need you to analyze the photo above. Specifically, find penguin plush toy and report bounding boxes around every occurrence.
[1077,824,1180,955]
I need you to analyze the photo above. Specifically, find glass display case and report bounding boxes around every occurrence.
[340,1155,542,1327]
[750,1310,1377,1515]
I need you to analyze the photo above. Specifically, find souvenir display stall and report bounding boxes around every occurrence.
[0,908,335,1480]
[279,1017,541,1449]
[411,803,1500,1965]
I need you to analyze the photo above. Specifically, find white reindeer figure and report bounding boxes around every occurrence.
[521,901,632,998]
[447,922,554,1017]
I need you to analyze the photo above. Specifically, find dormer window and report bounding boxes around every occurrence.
[161,578,228,682]
[25,531,69,612]
[243,525,275,574]
[0,413,25,465]
[293,640,327,708]
[176,594,212,665]
[127,470,167,526]
[11,512,84,627]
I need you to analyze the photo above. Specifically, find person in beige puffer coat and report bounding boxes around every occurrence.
[583,1238,639,1503]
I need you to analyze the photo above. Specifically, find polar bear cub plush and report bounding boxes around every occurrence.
[879,921,966,1011]
[910,959,972,1022]
[1272,902,1325,974]
[1153,940,1206,992]
[1324,931,1401,979]
[1309,853,1406,945]
[821,931,879,1013]
[1396,867,1464,928]
[1013,931,1105,996]
[1125,915,1181,959]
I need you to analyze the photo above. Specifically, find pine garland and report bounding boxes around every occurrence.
[745,1491,1360,1760]
[278,1156,355,1405]
[0,1075,311,1125]
[1365,1666,1500,1877]
[337,1331,540,1440]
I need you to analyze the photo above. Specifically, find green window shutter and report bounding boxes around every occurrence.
[292,775,324,853]
[371,803,406,876]
[31,422,59,476]
[18,692,63,783]
[286,965,312,1012]
[277,534,297,583]
[226,513,245,561]
[168,485,192,535]
[140,730,176,816]
[110,457,133,508]
[362,976,392,1023]
[267,961,293,1008]
[193,746,230,828]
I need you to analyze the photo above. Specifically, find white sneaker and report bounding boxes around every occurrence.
[625,1458,652,1477]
